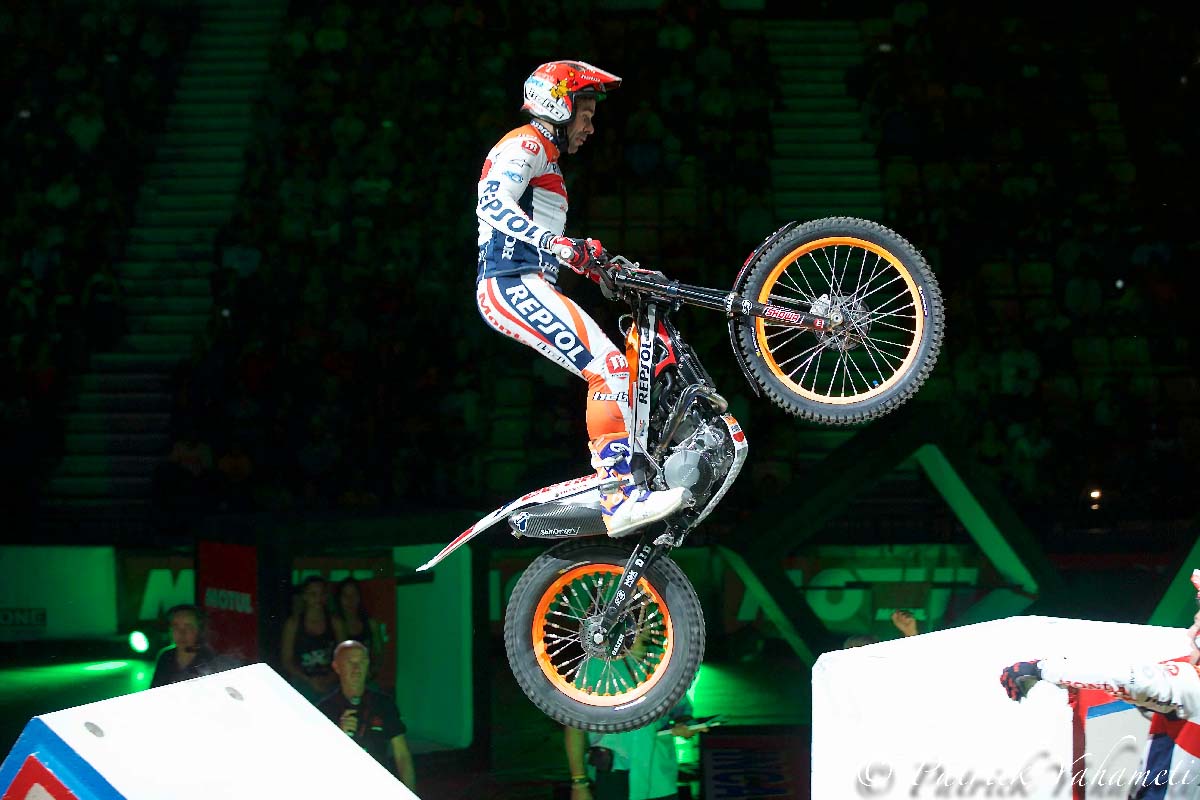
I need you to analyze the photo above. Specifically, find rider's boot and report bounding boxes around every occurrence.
[589,433,685,538]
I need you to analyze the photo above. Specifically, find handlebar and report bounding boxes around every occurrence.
[587,253,840,331]
[589,253,666,285]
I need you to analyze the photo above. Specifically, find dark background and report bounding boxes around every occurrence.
[0,1,1198,787]
[4,0,1196,574]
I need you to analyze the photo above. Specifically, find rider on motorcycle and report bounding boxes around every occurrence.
[475,60,684,537]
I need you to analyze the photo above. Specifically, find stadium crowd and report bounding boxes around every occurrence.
[1,0,196,512]
[3,1,1193,544]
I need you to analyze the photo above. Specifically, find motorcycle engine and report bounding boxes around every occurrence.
[662,416,731,505]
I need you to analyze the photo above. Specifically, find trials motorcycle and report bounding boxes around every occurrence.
[418,217,944,732]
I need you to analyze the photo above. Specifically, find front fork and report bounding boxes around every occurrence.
[592,529,672,655]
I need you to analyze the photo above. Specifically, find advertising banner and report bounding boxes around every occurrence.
[0,546,117,641]
[722,543,994,639]
[197,540,259,663]
[116,551,194,635]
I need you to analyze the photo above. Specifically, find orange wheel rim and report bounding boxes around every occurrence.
[532,563,674,707]
[754,236,925,404]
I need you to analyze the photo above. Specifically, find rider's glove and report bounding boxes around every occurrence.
[999,660,1043,701]
[548,236,604,273]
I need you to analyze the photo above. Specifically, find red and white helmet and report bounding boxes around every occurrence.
[521,60,622,125]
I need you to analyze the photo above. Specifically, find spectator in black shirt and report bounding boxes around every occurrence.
[318,640,415,789]
[282,575,344,702]
[150,604,218,688]
[333,577,385,685]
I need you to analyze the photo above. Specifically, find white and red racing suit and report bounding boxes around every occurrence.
[1040,657,1200,798]
[475,119,630,446]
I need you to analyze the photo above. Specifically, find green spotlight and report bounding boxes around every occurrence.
[129,630,151,653]
[83,661,129,672]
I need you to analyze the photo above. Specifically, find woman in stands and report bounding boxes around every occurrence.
[333,576,384,684]
[281,575,345,703]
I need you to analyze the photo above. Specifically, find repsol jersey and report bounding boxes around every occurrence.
[477,119,566,282]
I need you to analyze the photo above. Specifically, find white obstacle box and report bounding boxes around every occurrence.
[812,615,1188,799]
[0,664,419,800]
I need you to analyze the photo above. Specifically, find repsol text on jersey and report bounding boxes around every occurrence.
[479,198,542,243]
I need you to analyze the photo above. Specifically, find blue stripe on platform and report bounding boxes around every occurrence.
[1087,700,1135,718]
[0,717,125,800]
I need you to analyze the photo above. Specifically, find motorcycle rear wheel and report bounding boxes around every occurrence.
[504,539,704,732]
[736,216,944,423]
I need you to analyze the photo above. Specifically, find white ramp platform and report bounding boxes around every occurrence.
[813,615,1188,799]
[0,663,419,800]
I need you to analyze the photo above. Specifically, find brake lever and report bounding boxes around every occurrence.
[585,253,619,300]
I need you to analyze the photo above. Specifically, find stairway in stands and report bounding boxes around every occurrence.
[761,17,939,528]
[46,1,285,519]
[765,18,883,225]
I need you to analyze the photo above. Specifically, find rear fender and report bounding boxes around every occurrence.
[726,221,800,397]
[731,220,800,294]
[416,474,604,572]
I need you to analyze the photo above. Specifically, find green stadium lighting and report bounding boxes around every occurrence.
[128,630,151,654]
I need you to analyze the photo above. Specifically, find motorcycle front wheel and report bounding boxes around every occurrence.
[736,216,944,423]
[504,539,704,733]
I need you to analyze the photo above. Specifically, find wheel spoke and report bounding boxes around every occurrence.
[549,609,584,623]
[826,348,841,397]
[863,293,916,322]
[799,253,826,298]
[859,333,910,353]
[566,582,589,616]
[623,656,648,682]
[860,336,906,370]
[767,286,810,306]
[868,316,918,336]
[855,273,907,307]
[815,247,839,297]
[848,252,888,307]
[765,327,808,354]
[609,663,631,692]
[599,660,617,695]
[779,270,816,303]
[547,639,579,659]
[560,650,589,677]
[789,343,822,388]
[852,332,889,384]
[545,622,580,638]
[822,246,840,298]
[846,350,876,393]
[777,339,826,379]
[853,247,869,300]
